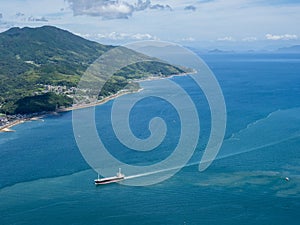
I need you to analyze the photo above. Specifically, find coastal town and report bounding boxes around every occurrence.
[0,113,44,132]
[0,84,76,132]
[0,84,134,132]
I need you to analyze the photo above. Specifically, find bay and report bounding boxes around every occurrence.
[1,53,300,225]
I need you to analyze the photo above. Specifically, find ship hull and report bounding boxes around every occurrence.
[94,176,124,185]
[95,169,125,185]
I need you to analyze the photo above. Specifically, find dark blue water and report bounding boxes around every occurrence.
[1,53,300,225]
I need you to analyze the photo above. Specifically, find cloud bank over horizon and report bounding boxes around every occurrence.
[266,34,298,41]
[0,0,299,49]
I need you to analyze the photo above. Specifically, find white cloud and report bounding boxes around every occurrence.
[67,0,134,19]
[77,31,158,41]
[66,0,172,19]
[217,36,235,42]
[28,16,48,22]
[150,4,172,11]
[184,5,196,11]
[242,37,258,42]
[131,33,157,40]
[265,34,298,40]
[181,37,196,42]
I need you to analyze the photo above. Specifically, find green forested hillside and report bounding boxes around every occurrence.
[0,26,187,114]
[15,93,73,114]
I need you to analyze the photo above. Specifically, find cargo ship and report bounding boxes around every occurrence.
[94,168,125,185]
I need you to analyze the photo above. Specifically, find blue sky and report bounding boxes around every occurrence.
[0,0,299,50]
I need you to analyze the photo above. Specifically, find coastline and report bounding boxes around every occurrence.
[58,89,140,113]
[0,89,139,133]
[0,120,23,132]
[0,116,44,133]
[0,72,193,133]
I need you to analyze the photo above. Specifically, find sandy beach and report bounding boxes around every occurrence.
[0,120,24,132]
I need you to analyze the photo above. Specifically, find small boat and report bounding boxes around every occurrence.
[94,168,125,185]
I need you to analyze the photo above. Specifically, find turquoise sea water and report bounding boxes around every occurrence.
[1,53,300,225]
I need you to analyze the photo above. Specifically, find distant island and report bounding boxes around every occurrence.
[208,49,235,54]
[277,45,300,53]
[0,26,191,131]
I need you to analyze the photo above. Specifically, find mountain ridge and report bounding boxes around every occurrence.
[0,26,186,114]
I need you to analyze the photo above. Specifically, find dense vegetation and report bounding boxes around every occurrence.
[15,93,73,114]
[0,26,187,114]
